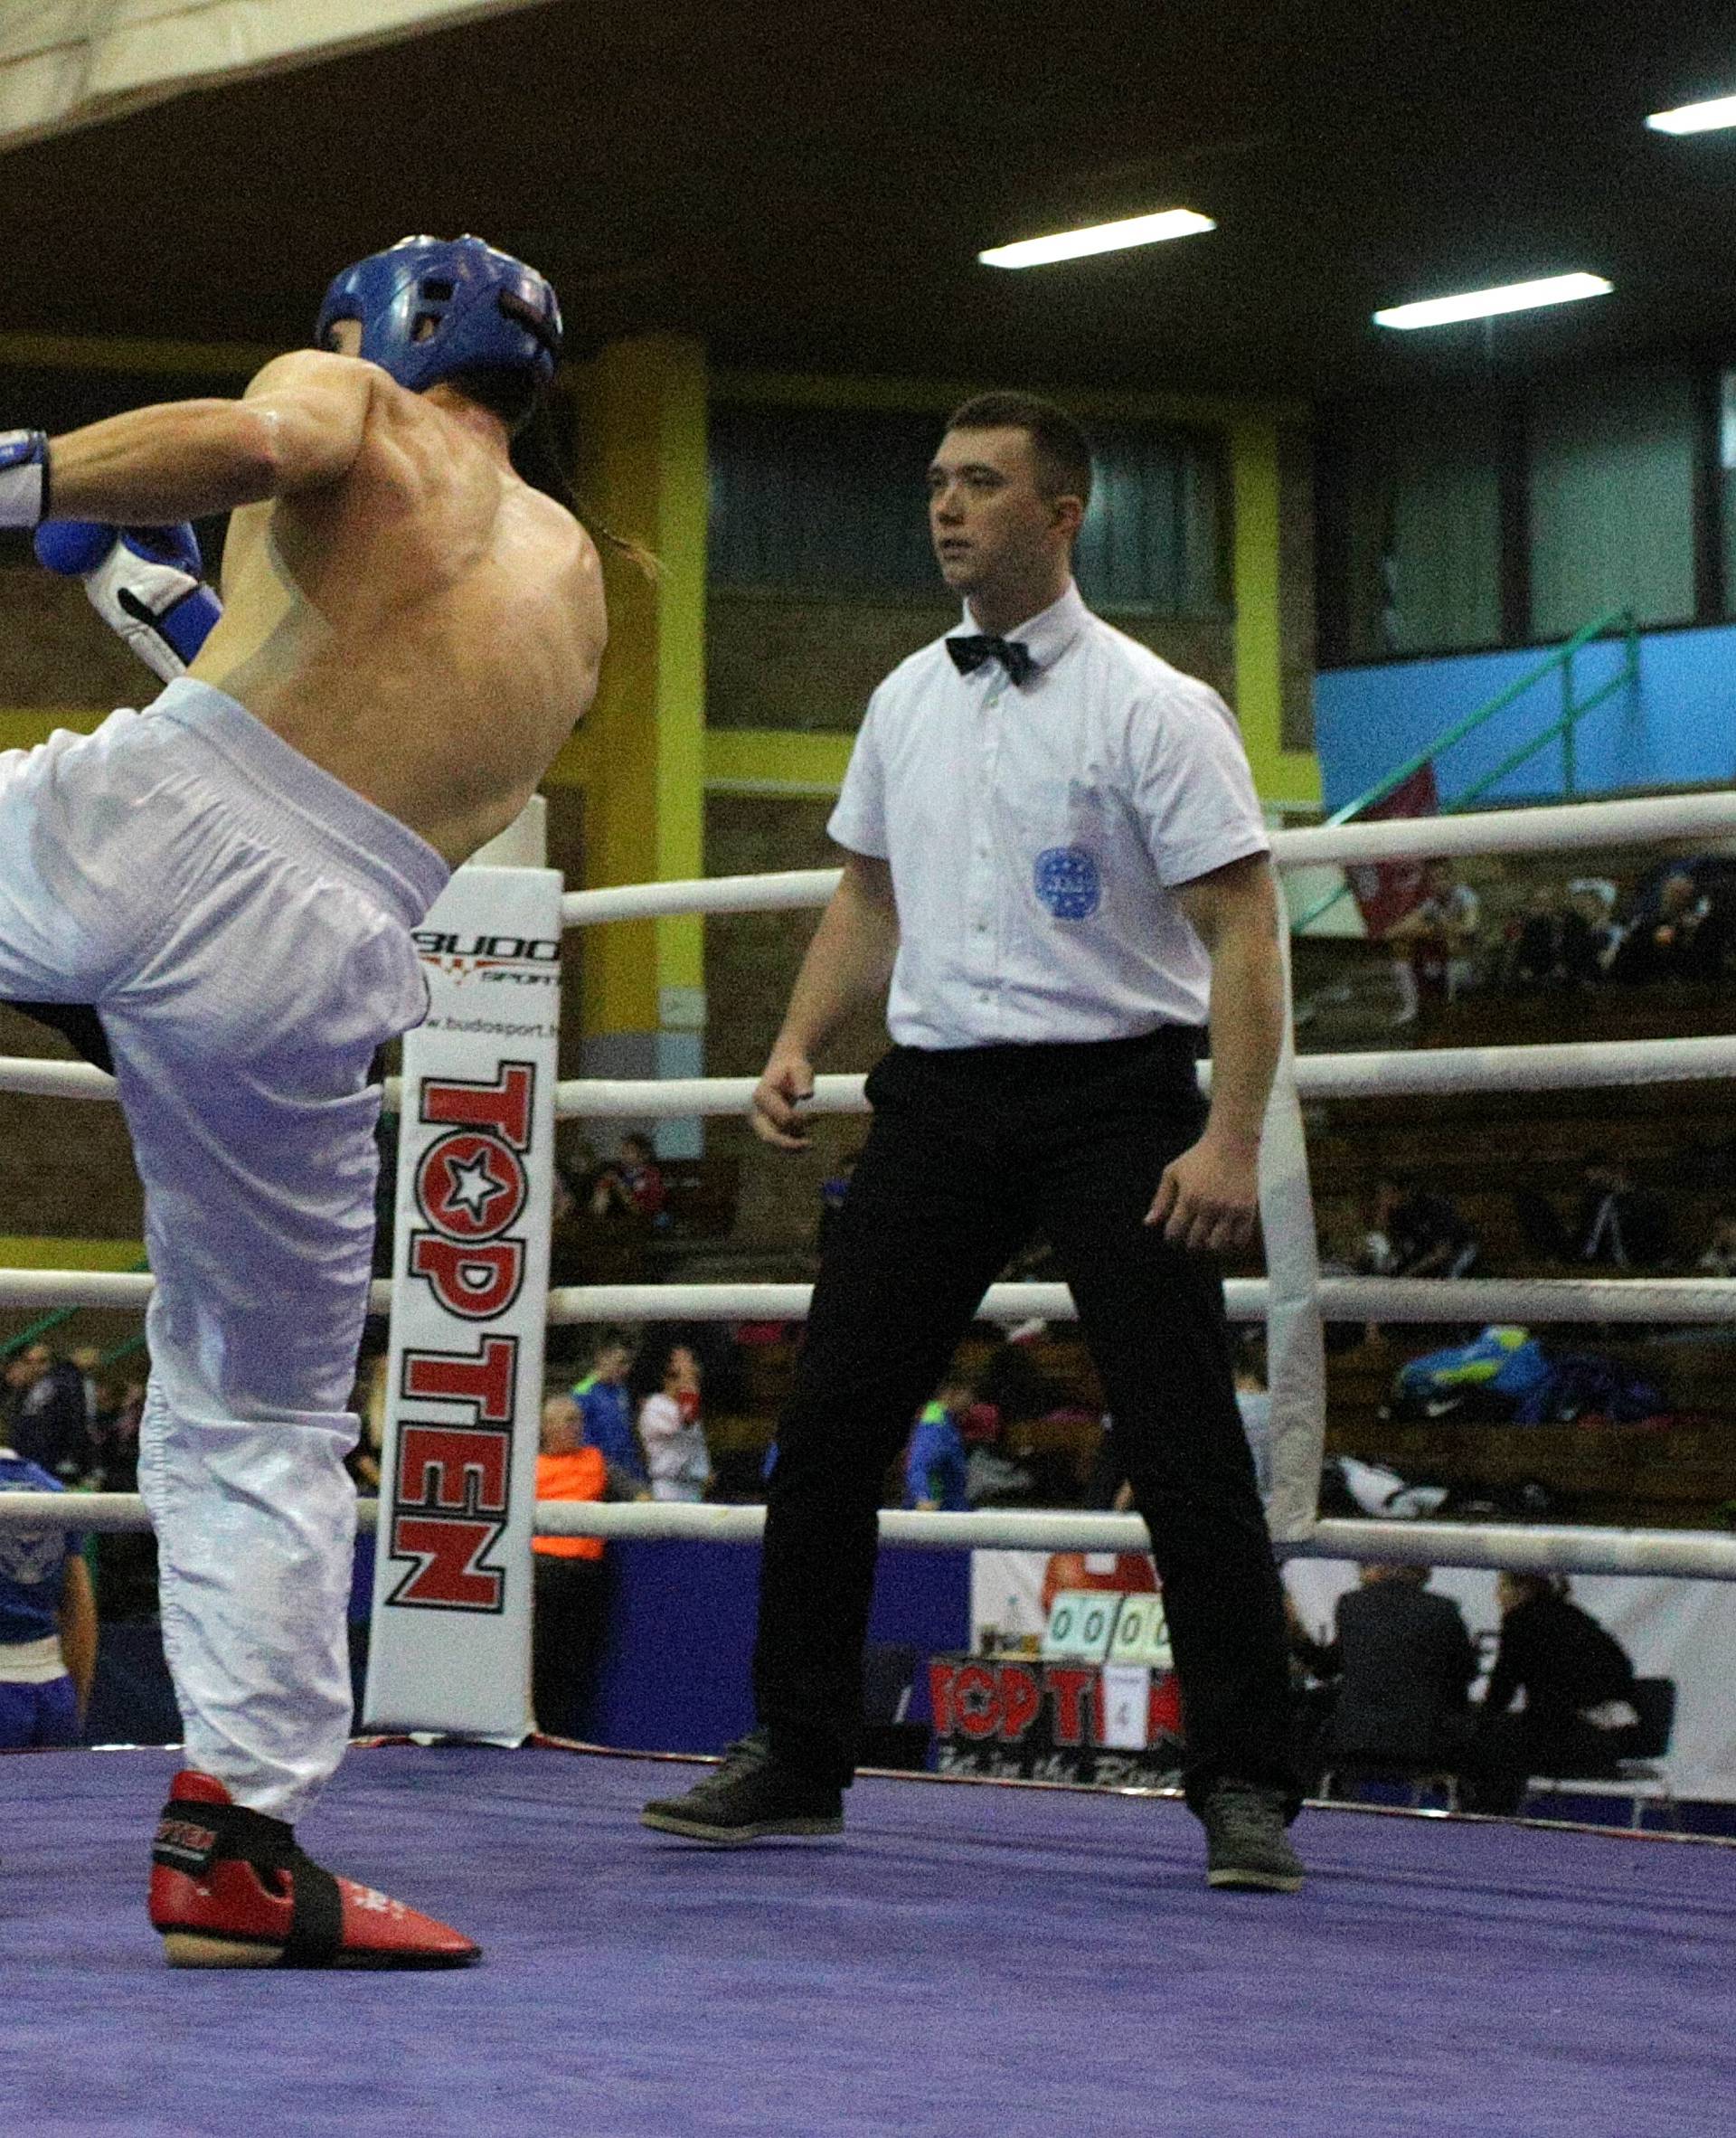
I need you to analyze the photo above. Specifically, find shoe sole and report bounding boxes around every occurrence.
[1205,1868,1305,1893]
[640,1808,844,1845]
[159,1930,480,1969]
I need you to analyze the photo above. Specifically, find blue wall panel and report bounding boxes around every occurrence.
[585,1540,970,1755]
[1315,627,1736,814]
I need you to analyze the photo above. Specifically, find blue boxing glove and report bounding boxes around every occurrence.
[0,429,51,528]
[34,519,222,680]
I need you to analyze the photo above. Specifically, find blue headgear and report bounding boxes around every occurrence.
[315,234,561,397]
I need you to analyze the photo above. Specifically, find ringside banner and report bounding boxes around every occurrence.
[363,863,562,1736]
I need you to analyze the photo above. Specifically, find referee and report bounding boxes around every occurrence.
[645,393,1303,1890]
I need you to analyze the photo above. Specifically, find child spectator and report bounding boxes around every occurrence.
[572,1333,647,1487]
[639,1343,711,1502]
[590,1132,667,1223]
[903,1376,973,1512]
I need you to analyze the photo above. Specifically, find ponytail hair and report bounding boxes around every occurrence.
[514,389,659,581]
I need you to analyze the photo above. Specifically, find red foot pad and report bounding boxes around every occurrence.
[149,1770,480,1969]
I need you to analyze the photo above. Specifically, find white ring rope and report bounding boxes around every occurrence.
[0,1058,114,1102]
[2,1491,1733,1581]
[542,1276,1734,1327]
[1,1270,1730,1323]
[554,791,1736,932]
[539,1035,1736,1123]
[0,1270,153,1310]
[15,1032,1736,1118]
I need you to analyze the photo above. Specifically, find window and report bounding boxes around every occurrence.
[1529,367,1695,637]
[708,402,1226,612]
[1382,410,1504,655]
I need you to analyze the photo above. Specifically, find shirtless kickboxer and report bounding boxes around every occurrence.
[0,236,605,1967]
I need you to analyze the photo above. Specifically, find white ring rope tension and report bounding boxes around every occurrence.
[4,789,1736,1575]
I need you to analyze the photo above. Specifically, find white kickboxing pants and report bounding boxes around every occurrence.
[0,679,448,1820]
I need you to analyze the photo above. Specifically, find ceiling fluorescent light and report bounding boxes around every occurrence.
[1373,273,1611,330]
[979,209,1215,270]
[1646,94,1736,135]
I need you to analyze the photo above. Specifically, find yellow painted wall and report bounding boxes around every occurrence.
[556,336,709,1034]
[0,1238,143,1270]
[1230,418,1321,809]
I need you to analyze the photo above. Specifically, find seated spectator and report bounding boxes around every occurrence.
[1361,1175,1479,1279]
[638,1343,712,1502]
[589,1132,667,1224]
[1505,885,1571,992]
[903,1376,972,1512]
[572,1333,647,1488]
[1698,1206,1736,1280]
[1610,870,1725,986]
[816,1150,860,1258]
[3,1343,92,1484]
[0,1437,98,1748]
[533,1391,644,1738]
[1564,877,1619,982]
[1387,863,1481,1024]
[1578,1155,1673,1270]
[1466,1573,1639,1814]
[1302,1564,1477,1786]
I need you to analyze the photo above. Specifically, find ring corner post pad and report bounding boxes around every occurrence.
[361,845,562,1741]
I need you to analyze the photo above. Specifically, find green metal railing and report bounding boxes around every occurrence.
[1294,606,1641,932]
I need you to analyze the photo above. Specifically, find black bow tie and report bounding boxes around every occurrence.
[948,634,1036,686]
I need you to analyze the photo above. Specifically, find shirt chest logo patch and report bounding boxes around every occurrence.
[1033,845,1101,920]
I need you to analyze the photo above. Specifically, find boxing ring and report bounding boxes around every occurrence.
[4,789,1736,2133]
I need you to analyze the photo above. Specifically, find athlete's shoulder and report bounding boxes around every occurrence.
[241,347,382,405]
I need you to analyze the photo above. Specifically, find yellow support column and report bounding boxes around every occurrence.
[1229,417,1320,812]
[556,334,709,1148]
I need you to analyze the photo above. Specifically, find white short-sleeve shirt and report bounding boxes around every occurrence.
[827,582,1269,1048]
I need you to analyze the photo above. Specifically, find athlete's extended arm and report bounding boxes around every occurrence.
[751,850,900,1150]
[17,353,375,526]
[1150,852,1285,1254]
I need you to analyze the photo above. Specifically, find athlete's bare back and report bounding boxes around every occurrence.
[48,347,606,866]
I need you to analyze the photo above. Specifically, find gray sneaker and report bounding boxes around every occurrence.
[1198,1781,1305,1892]
[642,1731,844,1845]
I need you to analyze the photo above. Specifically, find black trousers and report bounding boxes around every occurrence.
[753,1031,1297,1812]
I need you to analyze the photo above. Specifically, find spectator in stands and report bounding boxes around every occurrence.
[533,1390,646,1737]
[1698,1206,1736,1280]
[590,1131,668,1224]
[638,1342,712,1501]
[903,1375,973,1511]
[572,1333,647,1488]
[1578,1154,1673,1271]
[1504,885,1571,993]
[1611,870,1724,986]
[0,1436,98,1747]
[95,1375,146,1496]
[816,1149,861,1259]
[3,1343,91,1484]
[1388,863,1480,1024]
[1361,1175,1479,1280]
[1302,1565,1477,1791]
[1467,1573,1639,1814]
[1565,878,1620,982]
